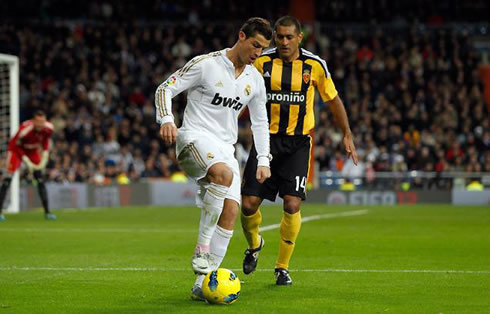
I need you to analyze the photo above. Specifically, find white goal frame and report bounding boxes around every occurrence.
[0,53,20,213]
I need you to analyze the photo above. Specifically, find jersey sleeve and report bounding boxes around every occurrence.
[42,137,51,151]
[312,60,338,102]
[42,124,54,151]
[252,57,265,75]
[248,74,271,167]
[8,127,22,151]
[155,57,204,125]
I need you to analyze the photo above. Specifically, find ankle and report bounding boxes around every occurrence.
[195,244,210,254]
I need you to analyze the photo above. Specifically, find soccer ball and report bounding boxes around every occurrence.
[202,268,241,305]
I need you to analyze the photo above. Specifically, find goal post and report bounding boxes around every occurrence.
[0,53,20,214]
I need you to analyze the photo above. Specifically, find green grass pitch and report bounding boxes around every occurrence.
[1,204,489,313]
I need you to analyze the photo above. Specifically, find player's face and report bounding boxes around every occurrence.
[275,25,303,61]
[33,115,46,131]
[238,32,270,65]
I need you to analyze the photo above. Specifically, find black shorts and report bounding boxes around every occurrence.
[242,134,311,201]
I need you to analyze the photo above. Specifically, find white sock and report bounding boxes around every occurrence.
[194,274,205,288]
[194,225,234,289]
[196,183,229,251]
[209,225,234,268]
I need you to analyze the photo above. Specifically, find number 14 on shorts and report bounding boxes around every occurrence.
[295,176,306,192]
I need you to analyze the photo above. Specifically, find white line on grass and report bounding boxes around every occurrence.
[1,266,489,275]
[260,209,370,232]
[0,228,195,233]
[0,210,368,234]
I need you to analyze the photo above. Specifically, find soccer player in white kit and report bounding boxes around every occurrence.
[155,17,273,300]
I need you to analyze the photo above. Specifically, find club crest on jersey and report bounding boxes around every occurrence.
[206,152,214,160]
[244,84,251,96]
[302,69,311,84]
[210,93,244,111]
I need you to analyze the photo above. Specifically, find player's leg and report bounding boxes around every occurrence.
[190,157,239,301]
[241,195,266,274]
[275,195,301,285]
[241,144,278,274]
[0,151,22,220]
[191,198,237,301]
[192,162,232,274]
[242,195,263,249]
[274,136,311,285]
[32,170,56,220]
[176,134,234,275]
[27,150,55,220]
[208,157,241,269]
[241,144,272,249]
[210,199,237,266]
[0,176,12,220]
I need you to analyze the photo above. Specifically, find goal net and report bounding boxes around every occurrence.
[0,53,19,213]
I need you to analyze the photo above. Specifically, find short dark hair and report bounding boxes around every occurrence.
[274,16,302,34]
[33,110,46,118]
[240,17,273,40]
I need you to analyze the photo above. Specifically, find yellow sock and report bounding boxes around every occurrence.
[241,209,262,249]
[276,211,301,269]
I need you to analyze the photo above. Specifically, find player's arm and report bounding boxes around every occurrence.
[314,61,358,165]
[248,76,271,183]
[328,96,358,165]
[7,125,22,152]
[8,124,35,172]
[21,155,36,173]
[36,125,54,170]
[155,57,203,145]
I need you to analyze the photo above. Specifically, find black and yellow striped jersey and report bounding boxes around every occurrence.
[253,48,338,136]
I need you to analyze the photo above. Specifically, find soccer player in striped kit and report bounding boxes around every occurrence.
[155,18,273,300]
[241,16,358,285]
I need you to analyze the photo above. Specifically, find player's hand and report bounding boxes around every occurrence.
[343,132,358,165]
[36,161,47,170]
[21,156,35,173]
[256,166,271,184]
[36,151,49,170]
[159,122,178,145]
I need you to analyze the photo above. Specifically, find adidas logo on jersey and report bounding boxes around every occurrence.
[263,71,271,77]
[211,93,244,111]
[215,81,223,87]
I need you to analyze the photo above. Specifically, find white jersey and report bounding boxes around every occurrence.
[155,49,270,166]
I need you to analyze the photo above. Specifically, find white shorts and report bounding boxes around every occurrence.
[176,131,241,205]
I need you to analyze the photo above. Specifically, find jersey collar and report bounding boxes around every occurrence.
[220,48,251,77]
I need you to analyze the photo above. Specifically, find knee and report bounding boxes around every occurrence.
[241,195,261,216]
[283,197,301,215]
[207,163,233,187]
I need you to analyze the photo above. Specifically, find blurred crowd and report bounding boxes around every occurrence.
[312,25,489,180]
[0,2,488,185]
[2,0,487,23]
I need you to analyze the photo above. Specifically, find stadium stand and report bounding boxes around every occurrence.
[0,0,488,188]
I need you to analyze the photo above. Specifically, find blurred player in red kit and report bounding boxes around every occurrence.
[0,110,56,221]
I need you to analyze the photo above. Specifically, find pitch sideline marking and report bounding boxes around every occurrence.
[0,228,196,233]
[0,209,369,233]
[1,209,488,275]
[260,209,370,232]
[1,266,489,275]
